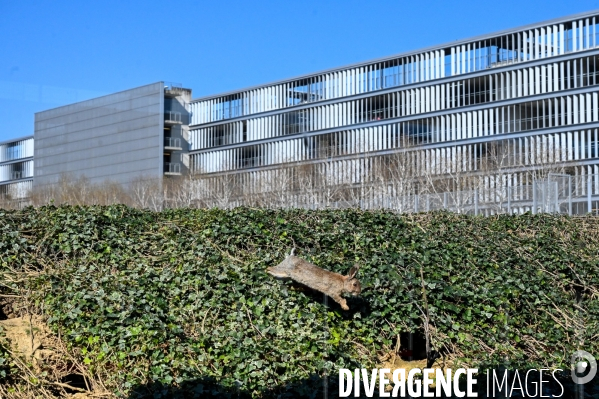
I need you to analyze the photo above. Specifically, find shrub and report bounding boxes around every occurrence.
[0,206,597,396]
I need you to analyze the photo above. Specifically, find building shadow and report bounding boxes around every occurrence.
[126,370,599,399]
[127,373,389,399]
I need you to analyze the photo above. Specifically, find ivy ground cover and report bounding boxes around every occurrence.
[0,206,597,397]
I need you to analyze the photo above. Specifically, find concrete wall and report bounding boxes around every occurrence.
[34,82,164,188]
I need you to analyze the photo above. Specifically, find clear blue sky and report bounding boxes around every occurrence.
[1,0,598,142]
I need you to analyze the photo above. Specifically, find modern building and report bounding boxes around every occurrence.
[187,9,599,214]
[0,135,34,205]
[2,10,599,214]
[33,82,192,189]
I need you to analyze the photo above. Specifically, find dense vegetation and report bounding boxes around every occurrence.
[0,206,598,397]
[0,327,17,381]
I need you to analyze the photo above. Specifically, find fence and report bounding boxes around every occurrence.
[4,170,599,215]
[255,173,599,216]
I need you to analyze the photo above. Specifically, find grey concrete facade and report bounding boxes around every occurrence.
[34,82,166,188]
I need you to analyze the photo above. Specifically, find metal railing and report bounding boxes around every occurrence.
[165,111,181,123]
[164,137,181,148]
[164,162,181,174]
[164,82,182,91]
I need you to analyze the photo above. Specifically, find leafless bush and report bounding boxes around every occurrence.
[1,139,581,213]
[129,176,163,211]
[29,175,131,207]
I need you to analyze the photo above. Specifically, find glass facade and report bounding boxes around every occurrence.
[188,10,599,213]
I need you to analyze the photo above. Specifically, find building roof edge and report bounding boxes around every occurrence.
[33,82,165,116]
[190,8,599,103]
[0,135,34,146]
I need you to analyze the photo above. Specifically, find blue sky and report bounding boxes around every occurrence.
[1,0,598,142]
